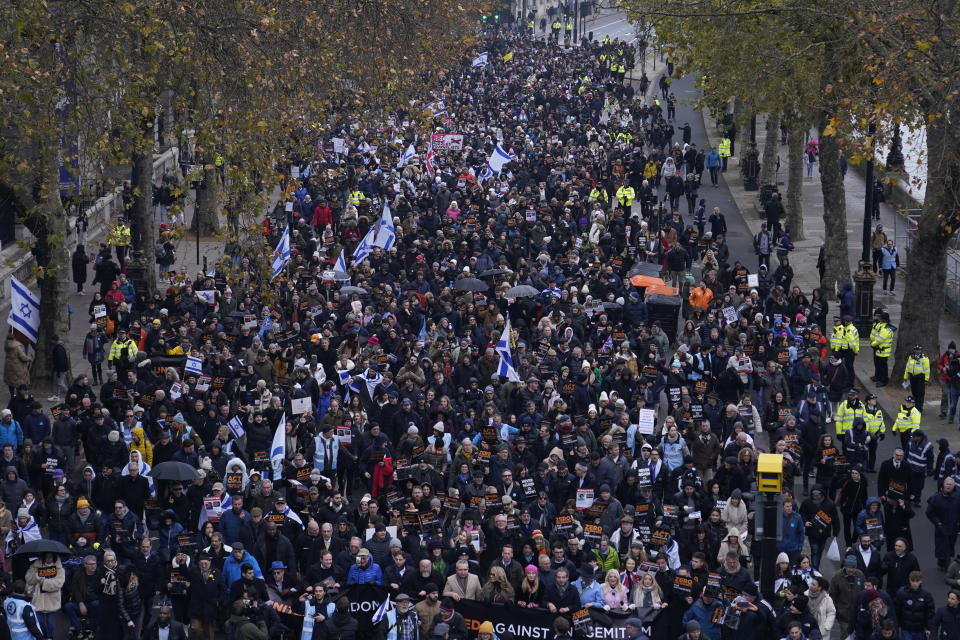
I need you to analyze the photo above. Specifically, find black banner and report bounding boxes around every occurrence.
[328,584,663,639]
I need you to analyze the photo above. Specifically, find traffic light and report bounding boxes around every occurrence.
[494,13,499,20]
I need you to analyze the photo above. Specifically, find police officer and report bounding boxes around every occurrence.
[718,136,732,172]
[841,315,860,376]
[869,310,895,387]
[830,315,848,367]
[615,183,635,211]
[835,388,865,441]
[3,580,44,640]
[863,393,885,472]
[903,344,930,412]
[893,395,922,450]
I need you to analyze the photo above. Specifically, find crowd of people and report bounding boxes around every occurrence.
[3,22,960,640]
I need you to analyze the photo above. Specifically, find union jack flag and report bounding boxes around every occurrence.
[425,143,438,176]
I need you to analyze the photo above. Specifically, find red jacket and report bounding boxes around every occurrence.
[312,203,332,228]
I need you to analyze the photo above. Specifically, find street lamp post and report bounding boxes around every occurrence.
[854,122,878,333]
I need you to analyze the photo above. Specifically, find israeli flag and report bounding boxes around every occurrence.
[397,142,416,169]
[472,52,488,68]
[487,143,515,174]
[477,164,494,185]
[283,504,303,527]
[228,416,246,439]
[185,355,203,375]
[334,248,348,273]
[361,367,384,399]
[373,202,396,250]
[353,226,377,264]
[9,275,40,343]
[270,227,291,282]
[371,594,392,625]
[495,314,521,382]
[196,290,216,305]
[418,316,427,342]
[270,412,286,481]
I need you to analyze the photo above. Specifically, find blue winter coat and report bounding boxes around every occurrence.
[778,510,805,553]
[682,598,725,640]
[840,283,855,318]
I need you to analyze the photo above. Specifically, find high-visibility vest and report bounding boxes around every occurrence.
[864,407,885,434]
[904,355,930,380]
[566,22,572,31]
[553,21,561,29]
[843,324,860,354]
[5,597,37,640]
[527,20,534,29]
[835,400,865,435]
[348,190,365,206]
[829,325,846,351]
[616,186,635,207]
[718,138,732,157]
[892,404,921,434]
[870,323,895,358]
[589,188,608,203]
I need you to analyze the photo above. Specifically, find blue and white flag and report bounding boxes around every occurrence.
[353,226,377,264]
[185,355,203,375]
[270,412,286,481]
[282,504,304,527]
[495,314,521,382]
[472,52,489,68]
[487,143,515,173]
[361,367,384,399]
[334,248,348,273]
[196,290,216,306]
[270,227,291,281]
[397,143,416,169]
[227,416,246,439]
[258,315,273,340]
[373,202,396,250]
[9,275,40,343]
[476,164,494,185]
[418,317,427,342]
[371,594,392,625]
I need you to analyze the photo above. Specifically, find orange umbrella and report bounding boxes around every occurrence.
[645,283,679,296]
[629,274,666,288]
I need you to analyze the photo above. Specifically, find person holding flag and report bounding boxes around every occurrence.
[270,412,287,482]
[270,226,291,281]
[373,202,396,251]
[495,314,521,382]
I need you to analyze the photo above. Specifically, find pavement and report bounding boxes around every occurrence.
[661,72,959,610]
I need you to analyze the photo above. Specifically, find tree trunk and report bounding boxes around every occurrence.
[785,124,805,240]
[759,113,780,188]
[817,123,850,296]
[130,144,156,293]
[19,159,71,382]
[891,118,958,380]
[194,165,221,235]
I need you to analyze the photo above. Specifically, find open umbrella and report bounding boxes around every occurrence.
[454,277,489,292]
[148,461,202,482]
[479,268,511,278]
[339,285,368,296]
[629,274,667,288]
[321,269,351,282]
[505,284,539,298]
[14,539,72,558]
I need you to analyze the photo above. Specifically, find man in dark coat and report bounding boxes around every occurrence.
[880,537,920,598]
[926,475,960,569]
[542,567,581,614]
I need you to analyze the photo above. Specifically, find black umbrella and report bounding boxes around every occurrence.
[505,284,539,298]
[454,278,489,292]
[339,285,368,296]
[602,301,623,309]
[479,268,511,278]
[14,539,72,558]
[148,461,201,482]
